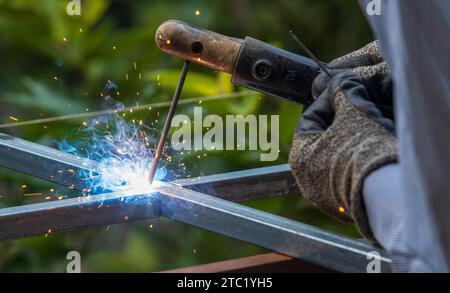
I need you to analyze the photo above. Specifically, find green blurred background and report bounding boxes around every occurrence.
[0,0,373,272]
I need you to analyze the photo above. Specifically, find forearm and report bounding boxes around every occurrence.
[363,164,432,272]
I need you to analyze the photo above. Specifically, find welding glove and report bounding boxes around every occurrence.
[289,71,397,242]
[313,40,394,121]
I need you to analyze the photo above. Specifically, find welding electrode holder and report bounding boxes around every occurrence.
[156,20,321,106]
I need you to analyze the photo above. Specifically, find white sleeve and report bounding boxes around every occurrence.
[363,164,432,272]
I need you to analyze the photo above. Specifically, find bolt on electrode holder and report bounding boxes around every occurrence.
[252,60,273,81]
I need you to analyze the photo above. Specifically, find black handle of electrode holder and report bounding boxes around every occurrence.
[232,37,321,106]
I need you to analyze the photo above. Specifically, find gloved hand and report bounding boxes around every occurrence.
[289,71,397,241]
[313,40,394,122]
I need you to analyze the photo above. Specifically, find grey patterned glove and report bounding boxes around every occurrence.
[289,71,397,241]
[313,41,394,122]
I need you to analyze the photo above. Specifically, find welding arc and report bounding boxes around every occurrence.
[148,60,190,184]
[288,30,332,79]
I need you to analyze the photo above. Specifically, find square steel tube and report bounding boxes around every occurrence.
[0,133,392,272]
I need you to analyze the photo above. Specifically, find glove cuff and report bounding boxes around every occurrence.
[342,134,398,242]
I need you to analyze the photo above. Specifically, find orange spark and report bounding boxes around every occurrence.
[45,228,53,238]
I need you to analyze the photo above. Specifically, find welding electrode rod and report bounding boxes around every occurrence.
[148,60,190,184]
[288,30,332,78]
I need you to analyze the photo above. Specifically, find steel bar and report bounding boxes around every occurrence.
[0,132,297,200]
[0,180,392,272]
[156,181,392,273]
[0,133,98,190]
[0,133,392,272]
[173,164,298,202]
[0,191,159,240]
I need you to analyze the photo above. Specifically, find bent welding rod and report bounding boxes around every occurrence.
[155,20,324,106]
[148,60,190,184]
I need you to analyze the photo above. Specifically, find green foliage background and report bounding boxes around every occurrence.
[0,0,373,272]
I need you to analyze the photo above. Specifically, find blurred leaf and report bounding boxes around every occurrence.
[3,78,86,115]
[225,91,260,115]
[217,72,233,93]
[147,70,219,96]
[81,0,109,25]
[87,232,159,272]
[278,100,303,147]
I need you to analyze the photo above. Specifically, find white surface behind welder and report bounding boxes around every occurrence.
[361,0,450,272]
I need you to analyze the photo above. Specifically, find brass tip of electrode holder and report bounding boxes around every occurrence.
[155,20,243,74]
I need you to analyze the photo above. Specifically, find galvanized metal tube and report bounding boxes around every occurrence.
[0,132,296,201]
[0,133,392,272]
[156,182,392,273]
[0,191,160,240]
[0,133,98,190]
